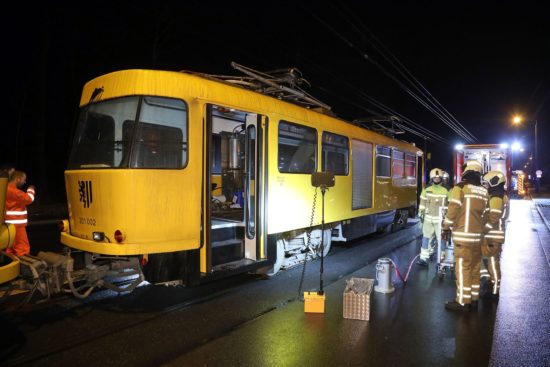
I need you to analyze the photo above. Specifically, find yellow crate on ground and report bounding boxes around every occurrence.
[343,278,374,321]
[304,291,325,313]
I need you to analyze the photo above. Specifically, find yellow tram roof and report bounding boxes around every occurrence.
[81,69,422,154]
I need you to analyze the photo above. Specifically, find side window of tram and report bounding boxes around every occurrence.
[131,97,188,169]
[278,121,317,173]
[322,132,349,175]
[405,153,417,186]
[392,149,406,186]
[375,145,391,177]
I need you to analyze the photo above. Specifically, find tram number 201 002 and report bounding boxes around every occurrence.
[79,217,97,226]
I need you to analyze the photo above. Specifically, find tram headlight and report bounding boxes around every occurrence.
[93,231,105,242]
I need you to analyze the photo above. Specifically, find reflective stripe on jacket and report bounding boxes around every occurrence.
[5,183,35,225]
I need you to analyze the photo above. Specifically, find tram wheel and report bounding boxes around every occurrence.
[265,239,285,277]
[392,209,409,231]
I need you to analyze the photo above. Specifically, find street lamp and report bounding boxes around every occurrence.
[512,115,539,192]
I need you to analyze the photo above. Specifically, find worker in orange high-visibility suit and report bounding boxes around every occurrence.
[5,170,36,257]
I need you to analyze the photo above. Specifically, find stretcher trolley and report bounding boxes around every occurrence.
[436,207,454,279]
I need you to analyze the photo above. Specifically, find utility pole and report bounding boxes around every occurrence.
[534,119,539,193]
[423,137,427,188]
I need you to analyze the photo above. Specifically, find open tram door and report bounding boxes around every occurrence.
[204,104,268,277]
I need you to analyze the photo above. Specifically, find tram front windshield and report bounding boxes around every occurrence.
[68,96,188,170]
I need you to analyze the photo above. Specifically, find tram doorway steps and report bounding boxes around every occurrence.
[212,239,244,266]
[212,224,244,242]
[211,219,245,266]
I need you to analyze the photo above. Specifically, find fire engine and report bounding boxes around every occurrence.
[453,144,515,192]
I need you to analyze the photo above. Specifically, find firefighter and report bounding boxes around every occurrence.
[5,170,36,257]
[441,170,451,190]
[442,160,489,311]
[417,168,449,266]
[480,170,509,299]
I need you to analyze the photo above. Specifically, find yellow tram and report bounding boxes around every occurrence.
[60,67,422,289]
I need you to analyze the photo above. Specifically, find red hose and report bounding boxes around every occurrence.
[389,253,420,284]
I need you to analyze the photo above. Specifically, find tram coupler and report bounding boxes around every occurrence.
[14,254,50,299]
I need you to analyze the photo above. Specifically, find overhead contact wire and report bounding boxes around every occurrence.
[335,3,477,142]
[308,7,476,143]
[332,2,478,142]
[306,59,449,144]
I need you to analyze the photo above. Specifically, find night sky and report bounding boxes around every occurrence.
[3,2,549,204]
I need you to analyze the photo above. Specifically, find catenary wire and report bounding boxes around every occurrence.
[324,4,476,143]
[303,58,450,144]
[334,2,478,143]
[305,6,476,143]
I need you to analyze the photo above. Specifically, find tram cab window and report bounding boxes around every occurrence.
[130,122,184,168]
[322,132,349,175]
[68,96,139,169]
[68,112,115,168]
[278,121,317,173]
[375,146,391,177]
[131,97,187,169]
[68,96,187,169]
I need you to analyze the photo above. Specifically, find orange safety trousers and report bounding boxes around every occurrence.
[6,224,30,257]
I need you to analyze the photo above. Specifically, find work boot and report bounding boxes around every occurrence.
[482,292,499,301]
[416,259,428,267]
[481,281,495,298]
[444,300,471,312]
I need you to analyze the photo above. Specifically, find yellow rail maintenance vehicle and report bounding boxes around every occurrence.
[55,63,422,297]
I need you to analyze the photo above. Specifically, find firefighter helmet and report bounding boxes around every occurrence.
[483,170,506,187]
[429,168,443,184]
[442,171,450,180]
[429,168,443,179]
[463,160,483,175]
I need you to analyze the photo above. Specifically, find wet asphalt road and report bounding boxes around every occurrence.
[2,200,548,367]
[489,199,550,367]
